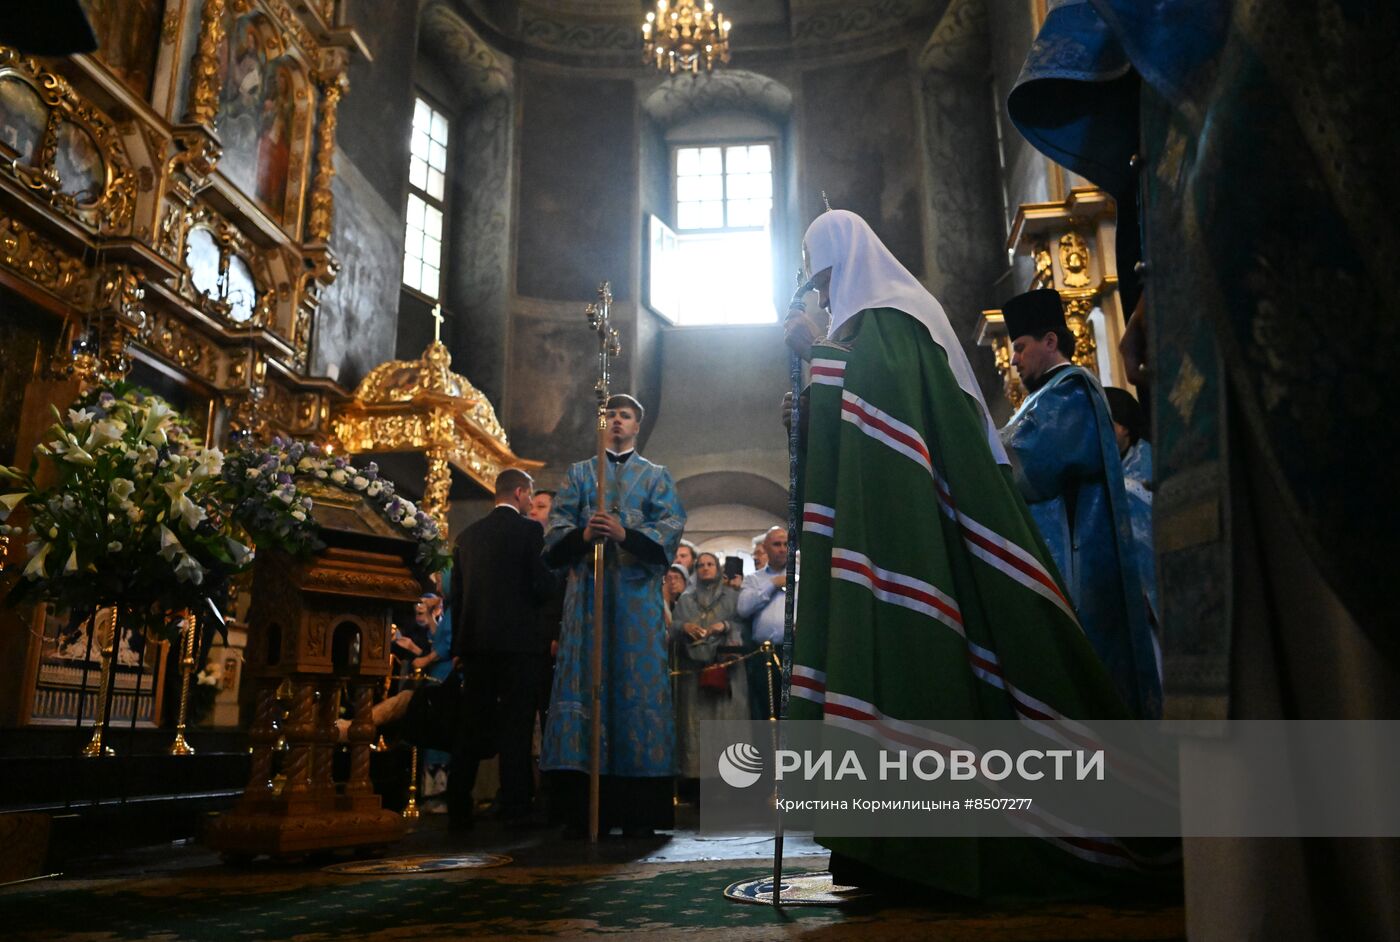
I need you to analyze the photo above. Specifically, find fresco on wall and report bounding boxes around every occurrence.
[802,52,924,277]
[215,14,303,223]
[313,157,400,388]
[0,77,45,164]
[509,312,624,468]
[80,0,163,98]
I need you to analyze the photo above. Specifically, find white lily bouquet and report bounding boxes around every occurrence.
[0,383,317,639]
[1,383,449,641]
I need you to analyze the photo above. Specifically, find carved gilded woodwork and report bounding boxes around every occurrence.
[0,216,91,304]
[1059,230,1092,289]
[0,50,139,235]
[182,0,227,126]
[146,307,221,383]
[1031,240,1054,290]
[306,53,348,244]
[208,541,411,857]
[334,340,542,531]
[1062,295,1099,370]
[1,1,359,455]
[981,186,1129,403]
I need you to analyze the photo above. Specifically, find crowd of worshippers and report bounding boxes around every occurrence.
[373,504,798,825]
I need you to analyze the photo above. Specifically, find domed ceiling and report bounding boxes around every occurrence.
[441,0,953,65]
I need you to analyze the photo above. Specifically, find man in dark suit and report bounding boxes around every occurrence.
[447,468,555,827]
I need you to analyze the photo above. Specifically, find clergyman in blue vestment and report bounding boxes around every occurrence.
[540,393,686,835]
[997,289,1161,719]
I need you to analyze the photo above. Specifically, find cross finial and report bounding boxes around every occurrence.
[430,303,445,343]
[821,190,832,212]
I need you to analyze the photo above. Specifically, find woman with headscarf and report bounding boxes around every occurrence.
[783,210,1170,900]
[669,552,748,788]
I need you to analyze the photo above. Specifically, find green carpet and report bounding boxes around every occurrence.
[0,857,1184,940]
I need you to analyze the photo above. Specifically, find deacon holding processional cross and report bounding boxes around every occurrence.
[539,282,686,840]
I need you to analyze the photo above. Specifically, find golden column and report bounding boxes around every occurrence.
[307,56,348,244]
[182,0,227,127]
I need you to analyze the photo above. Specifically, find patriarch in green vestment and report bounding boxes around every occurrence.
[784,210,1173,899]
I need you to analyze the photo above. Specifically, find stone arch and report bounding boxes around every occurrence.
[642,69,794,129]
[675,470,788,521]
[419,2,512,106]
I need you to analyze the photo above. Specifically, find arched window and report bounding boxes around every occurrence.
[642,71,793,328]
[403,95,450,300]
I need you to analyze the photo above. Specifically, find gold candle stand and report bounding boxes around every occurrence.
[169,614,198,755]
[82,614,117,758]
[402,667,423,819]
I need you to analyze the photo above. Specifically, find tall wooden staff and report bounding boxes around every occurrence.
[585,281,620,843]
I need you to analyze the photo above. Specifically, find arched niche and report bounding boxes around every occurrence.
[419,2,512,107]
[676,470,789,522]
[331,620,363,678]
[642,69,794,130]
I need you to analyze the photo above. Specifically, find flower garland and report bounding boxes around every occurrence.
[242,436,449,573]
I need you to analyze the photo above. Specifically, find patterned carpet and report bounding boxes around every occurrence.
[0,854,1184,941]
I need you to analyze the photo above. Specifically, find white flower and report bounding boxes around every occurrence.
[107,541,123,552]
[140,400,173,446]
[126,504,143,522]
[192,449,224,481]
[330,469,348,485]
[174,553,205,584]
[246,467,261,479]
[159,523,183,561]
[291,509,307,522]
[297,457,317,472]
[51,434,95,466]
[84,418,126,450]
[23,541,52,579]
[67,408,95,431]
[315,469,328,479]
[110,478,135,501]
[163,479,206,529]
[225,537,253,567]
[366,481,383,498]
[351,475,368,491]
[0,492,25,520]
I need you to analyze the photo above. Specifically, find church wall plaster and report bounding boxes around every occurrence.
[917,0,1011,422]
[800,49,926,278]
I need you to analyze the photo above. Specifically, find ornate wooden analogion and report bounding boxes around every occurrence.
[206,487,417,859]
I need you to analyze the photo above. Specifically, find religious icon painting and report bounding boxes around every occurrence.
[53,120,107,204]
[27,604,168,727]
[0,76,46,165]
[214,11,311,234]
[78,0,163,99]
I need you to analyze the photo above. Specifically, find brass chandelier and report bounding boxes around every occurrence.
[642,0,732,74]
